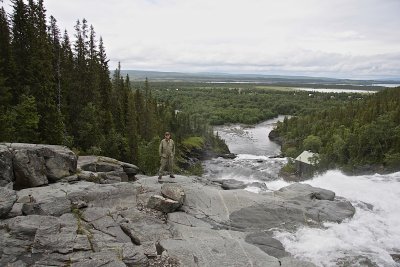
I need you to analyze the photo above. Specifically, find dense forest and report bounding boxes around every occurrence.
[274,88,400,171]
[0,0,226,174]
[147,82,365,125]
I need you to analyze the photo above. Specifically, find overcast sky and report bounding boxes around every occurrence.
[2,0,400,79]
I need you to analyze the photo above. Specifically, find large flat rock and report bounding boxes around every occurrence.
[1,172,353,267]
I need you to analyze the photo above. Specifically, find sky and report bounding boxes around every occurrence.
[2,0,400,79]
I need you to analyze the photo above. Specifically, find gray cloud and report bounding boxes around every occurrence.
[2,0,400,79]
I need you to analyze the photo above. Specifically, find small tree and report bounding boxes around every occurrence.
[303,135,322,153]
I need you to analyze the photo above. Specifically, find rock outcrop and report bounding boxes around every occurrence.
[78,155,139,183]
[0,145,14,187]
[0,145,357,267]
[0,187,17,218]
[0,143,77,189]
[0,143,140,191]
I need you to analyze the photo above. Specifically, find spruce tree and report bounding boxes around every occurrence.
[60,30,74,135]
[27,0,63,144]
[11,0,31,103]
[0,6,12,107]
[98,36,113,135]
[0,6,14,141]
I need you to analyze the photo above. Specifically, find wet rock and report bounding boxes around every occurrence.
[161,184,185,205]
[230,183,355,231]
[220,179,246,190]
[391,253,400,263]
[280,257,317,267]
[147,195,181,213]
[276,183,335,201]
[268,129,283,144]
[249,182,268,190]
[245,232,289,258]
[218,153,237,159]
[0,187,17,218]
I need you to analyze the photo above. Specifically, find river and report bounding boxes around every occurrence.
[203,117,400,267]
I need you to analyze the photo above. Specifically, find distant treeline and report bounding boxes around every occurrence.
[275,88,400,171]
[0,0,225,174]
[147,82,368,125]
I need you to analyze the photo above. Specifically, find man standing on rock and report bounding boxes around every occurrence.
[158,132,175,181]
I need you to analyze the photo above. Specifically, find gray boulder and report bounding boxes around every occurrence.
[0,145,14,186]
[78,156,139,182]
[13,148,48,189]
[276,183,335,201]
[1,143,77,189]
[79,155,123,172]
[220,179,247,190]
[161,184,185,205]
[230,183,355,231]
[147,195,181,213]
[0,187,17,218]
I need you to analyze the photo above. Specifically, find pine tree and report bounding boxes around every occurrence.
[11,0,32,103]
[87,24,100,104]
[27,0,63,144]
[0,6,15,141]
[111,62,125,132]
[60,30,74,134]
[97,36,113,135]
[0,6,12,107]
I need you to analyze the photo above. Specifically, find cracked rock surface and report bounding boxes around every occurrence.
[0,149,356,266]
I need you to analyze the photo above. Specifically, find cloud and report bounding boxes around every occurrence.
[2,0,400,78]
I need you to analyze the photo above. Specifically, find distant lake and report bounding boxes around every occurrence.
[372,83,400,88]
[295,88,377,94]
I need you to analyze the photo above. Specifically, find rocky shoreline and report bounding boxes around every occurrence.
[0,143,356,266]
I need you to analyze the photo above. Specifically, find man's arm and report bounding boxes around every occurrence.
[159,140,163,156]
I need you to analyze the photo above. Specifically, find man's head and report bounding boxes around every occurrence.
[165,132,171,140]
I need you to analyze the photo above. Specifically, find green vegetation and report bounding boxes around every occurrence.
[0,0,225,175]
[147,82,366,125]
[275,88,400,171]
[182,137,204,150]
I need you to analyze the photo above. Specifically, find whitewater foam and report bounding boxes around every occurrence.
[273,170,400,267]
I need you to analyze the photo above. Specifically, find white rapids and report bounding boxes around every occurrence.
[204,117,400,266]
